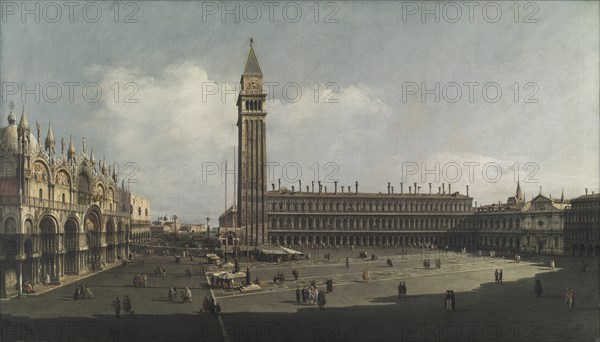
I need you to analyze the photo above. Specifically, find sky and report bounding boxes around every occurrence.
[1,1,598,223]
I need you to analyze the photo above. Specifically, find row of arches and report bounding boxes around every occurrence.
[29,159,119,211]
[270,199,472,214]
[245,100,262,111]
[269,216,466,231]
[269,233,521,250]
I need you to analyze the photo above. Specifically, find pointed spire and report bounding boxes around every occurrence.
[101,156,107,174]
[561,189,564,203]
[45,123,56,151]
[7,101,16,125]
[90,148,96,165]
[18,105,30,133]
[67,135,76,160]
[243,38,262,76]
[516,181,523,201]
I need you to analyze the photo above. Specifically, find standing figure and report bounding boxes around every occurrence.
[317,291,326,310]
[346,257,349,268]
[494,269,499,283]
[296,286,301,303]
[123,295,132,315]
[499,270,503,283]
[113,297,121,319]
[73,287,79,301]
[534,280,542,297]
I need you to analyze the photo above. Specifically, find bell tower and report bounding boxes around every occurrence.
[237,39,268,245]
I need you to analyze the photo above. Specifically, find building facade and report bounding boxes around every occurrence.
[565,192,600,257]
[267,184,474,247]
[0,103,151,298]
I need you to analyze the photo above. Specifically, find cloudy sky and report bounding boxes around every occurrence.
[1,1,598,223]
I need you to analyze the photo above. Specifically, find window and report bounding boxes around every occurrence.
[138,207,142,216]
[39,189,43,200]
[62,193,65,203]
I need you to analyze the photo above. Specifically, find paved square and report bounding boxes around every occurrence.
[1,247,599,342]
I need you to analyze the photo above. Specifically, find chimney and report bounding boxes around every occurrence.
[438,187,441,194]
[312,181,315,193]
[414,183,417,194]
[318,181,322,194]
[429,183,432,195]
[449,183,451,194]
[299,180,302,193]
[272,183,275,191]
[475,201,477,207]
[466,185,469,197]
[348,186,351,193]
[387,182,390,194]
[401,183,404,194]
[585,188,588,195]
[292,186,295,194]
[442,183,445,194]
[409,186,412,194]
[334,181,338,194]
[418,186,421,194]
[355,181,359,194]
[341,186,344,194]
[306,185,310,193]
[278,179,281,190]
[391,186,394,194]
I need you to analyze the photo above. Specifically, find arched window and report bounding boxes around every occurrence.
[138,207,142,216]
[258,101,262,110]
[62,193,66,203]
[245,100,249,110]
[39,189,43,200]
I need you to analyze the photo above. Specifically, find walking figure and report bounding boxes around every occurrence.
[112,297,121,319]
[534,280,542,297]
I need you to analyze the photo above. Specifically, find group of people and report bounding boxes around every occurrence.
[168,284,191,302]
[21,281,34,294]
[296,285,327,309]
[494,269,504,283]
[291,268,299,280]
[202,296,221,314]
[273,272,285,284]
[362,269,371,282]
[133,274,147,288]
[565,288,575,309]
[386,257,394,267]
[111,295,133,318]
[444,290,456,310]
[154,266,166,276]
[397,281,407,298]
[73,285,94,300]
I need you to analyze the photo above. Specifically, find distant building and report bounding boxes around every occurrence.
[0,104,150,298]
[565,192,600,257]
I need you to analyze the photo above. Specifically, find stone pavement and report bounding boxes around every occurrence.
[0,254,220,342]
[1,247,599,342]
[213,247,600,342]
